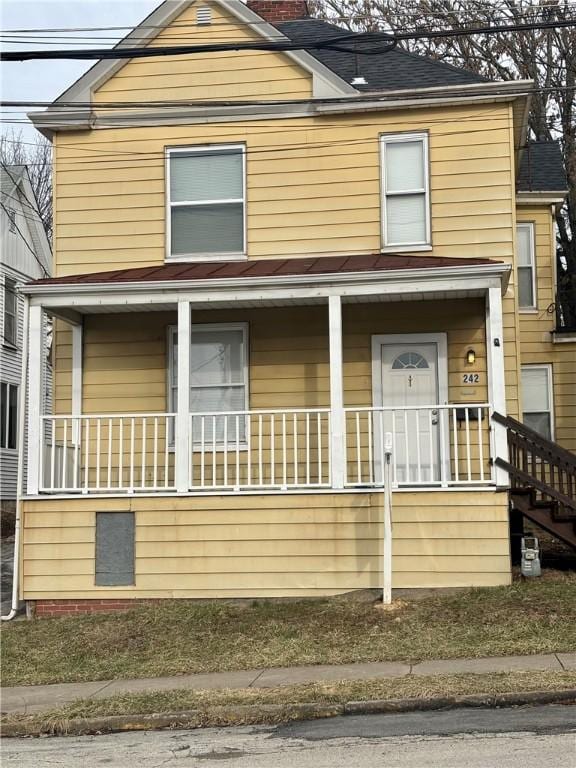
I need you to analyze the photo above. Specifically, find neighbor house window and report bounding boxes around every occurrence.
[0,382,17,450]
[169,323,248,443]
[381,132,430,249]
[517,223,536,309]
[3,278,17,346]
[521,365,553,440]
[167,145,245,260]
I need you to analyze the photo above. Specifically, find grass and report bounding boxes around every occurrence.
[2,571,575,688]
[3,671,576,734]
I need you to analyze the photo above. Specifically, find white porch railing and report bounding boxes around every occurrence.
[40,404,493,494]
[344,404,492,488]
[189,408,331,491]
[41,414,176,493]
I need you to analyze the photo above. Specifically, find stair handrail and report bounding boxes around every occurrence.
[492,412,576,470]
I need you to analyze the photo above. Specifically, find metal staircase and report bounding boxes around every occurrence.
[492,413,576,551]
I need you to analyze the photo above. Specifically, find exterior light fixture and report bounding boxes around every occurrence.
[466,349,476,365]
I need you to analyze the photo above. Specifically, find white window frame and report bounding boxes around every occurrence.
[0,381,18,451]
[517,222,537,311]
[167,322,249,450]
[521,363,554,440]
[165,143,247,263]
[3,277,17,347]
[380,132,431,252]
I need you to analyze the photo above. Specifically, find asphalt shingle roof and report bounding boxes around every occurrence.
[277,18,488,91]
[517,141,568,193]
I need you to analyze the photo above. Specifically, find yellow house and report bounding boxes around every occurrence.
[17,0,575,616]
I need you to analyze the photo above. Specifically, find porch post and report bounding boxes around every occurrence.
[486,285,509,487]
[71,321,83,443]
[328,295,345,489]
[175,299,191,493]
[26,304,44,495]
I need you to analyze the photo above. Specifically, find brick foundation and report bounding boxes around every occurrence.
[33,599,157,618]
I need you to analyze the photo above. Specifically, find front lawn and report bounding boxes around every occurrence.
[2,572,575,687]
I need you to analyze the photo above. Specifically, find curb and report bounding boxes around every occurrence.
[3,689,576,738]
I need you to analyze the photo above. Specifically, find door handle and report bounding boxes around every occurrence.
[432,418,438,425]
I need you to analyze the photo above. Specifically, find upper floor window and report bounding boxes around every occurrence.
[381,133,430,250]
[167,145,246,261]
[3,278,17,347]
[521,364,553,440]
[517,223,536,309]
[0,382,17,450]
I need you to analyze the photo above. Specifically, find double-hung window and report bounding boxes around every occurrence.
[3,278,17,347]
[0,382,18,450]
[169,323,248,444]
[517,223,536,309]
[381,133,430,249]
[167,145,245,260]
[521,365,553,440]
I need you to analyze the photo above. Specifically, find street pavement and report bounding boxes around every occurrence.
[3,703,575,767]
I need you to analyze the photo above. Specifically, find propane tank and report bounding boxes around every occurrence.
[520,536,541,578]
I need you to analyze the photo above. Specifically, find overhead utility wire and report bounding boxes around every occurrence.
[3,19,576,61]
[4,85,576,109]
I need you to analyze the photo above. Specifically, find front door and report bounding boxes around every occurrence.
[373,334,448,484]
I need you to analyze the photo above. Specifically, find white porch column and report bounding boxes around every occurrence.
[175,300,191,493]
[71,322,83,444]
[486,285,509,487]
[328,295,345,489]
[26,304,44,495]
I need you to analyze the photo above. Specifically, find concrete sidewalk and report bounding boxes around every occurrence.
[2,652,575,715]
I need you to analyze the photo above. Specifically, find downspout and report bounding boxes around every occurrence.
[2,294,29,621]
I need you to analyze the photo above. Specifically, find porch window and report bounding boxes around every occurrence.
[169,323,249,443]
[521,364,553,439]
[3,277,17,346]
[517,223,536,309]
[167,145,245,261]
[0,382,17,450]
[381,132,430,249]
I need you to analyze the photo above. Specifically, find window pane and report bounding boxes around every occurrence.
[518,266,534,307]
[5,283,16,313]
[517,225,533,266]
[171,203,243,255]
[8,384,17,449]
[191,330,244,386]
[386,140,425,192]
[170,150,243,203]
[4,313,15,345]
[522,367,549,413]
[523,412,551,440]
[386,194,426,244]
[190,386,246,441]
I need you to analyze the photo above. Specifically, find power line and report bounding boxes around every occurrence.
[3,19,576,61]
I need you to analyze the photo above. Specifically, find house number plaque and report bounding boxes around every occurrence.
[462,373,480,384]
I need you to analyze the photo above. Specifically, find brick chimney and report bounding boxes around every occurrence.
[247,1,309,23]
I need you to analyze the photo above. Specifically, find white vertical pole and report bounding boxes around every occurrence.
[486,285,509,487]
[382,431,393,605]
[71,322,83,443]
[26,304,43,495]
[328,295,345,489]
[176,300,191,493]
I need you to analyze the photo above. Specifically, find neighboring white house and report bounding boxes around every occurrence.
[1,165,51,520]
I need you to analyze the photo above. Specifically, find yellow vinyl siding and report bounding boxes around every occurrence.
[92,2,312,104]
[517,204,576,451]
[21,491,510,598]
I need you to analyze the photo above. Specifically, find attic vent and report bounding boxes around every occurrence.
[196,6,212,25]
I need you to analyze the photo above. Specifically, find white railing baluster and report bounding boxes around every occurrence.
[223,415,228,488]
[465,408,472,481]
[50,419,56,490]
[305,412,310,486]
[367,411,373,485]
[129,417,135,492]
[403,410,410,484]
[84,418,90,493]
[235,415,240,489]
[391,411,397,486]
[282,413,287,488]
[164,416,170,489]
[439,408,448,488]
[118,418,124,490]
[355,411,362,484]
[62,418,68,490]
[153,417,158,489]
[452,407,459,483]
[73,417,80,491]
[96,418,101,490]
[258,414,263,487]
[427,409,434,483]
[293,413,298,487]
[212,416,217,488]
[270,414,275,487]
[317,412,322,485]
[415,410,422,484]
[107,418,113,490]
[478,407,484,482]
[378,409,385,486]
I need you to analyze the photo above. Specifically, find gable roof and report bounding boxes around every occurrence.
[517,141,568,193]
[277,17,488,91]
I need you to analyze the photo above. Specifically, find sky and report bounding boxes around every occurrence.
[1,0,161,141]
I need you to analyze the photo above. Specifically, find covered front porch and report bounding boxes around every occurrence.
[22,255,511,498]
